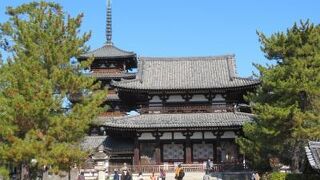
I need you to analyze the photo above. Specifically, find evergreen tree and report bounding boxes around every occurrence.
[237,20,320,172]
[0,1,106,178]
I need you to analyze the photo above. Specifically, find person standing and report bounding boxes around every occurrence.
[159,168,166,180]
[137,172,144,180]
[174,164,185,180]
[113,169,120,180]
[149,171,157,180]
[205,159,212,174]
[121,169,132,180]
[77,172,85,180]
[254,172,260,180]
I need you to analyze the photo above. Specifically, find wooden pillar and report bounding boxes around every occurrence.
[185,140,192,164]
[213,142,217,163]
[155,147,161,165]
[213,131,224,163]
[133,136,140,166]
[153,131,163,165]
[183,131,193,164]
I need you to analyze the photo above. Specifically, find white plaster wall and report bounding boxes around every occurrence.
[221,131,236,139]
[212,94,225,102]
[149,95,162,103]
[173,132,185,139]
[160,132,172,140]
[166,95,185,102]
[190,132,202,139]
[138,133,155,140]
[189,94,208,102]
[204,132,216,139]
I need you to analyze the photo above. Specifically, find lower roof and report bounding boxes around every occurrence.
[305,141,320,171]
[99,112,253,130]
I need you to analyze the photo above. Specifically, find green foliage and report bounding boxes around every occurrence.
[267,172,286,180]
[0,1,106,175]
[237,20,320,172]
[0,166,9,180]
[262,172,320,180]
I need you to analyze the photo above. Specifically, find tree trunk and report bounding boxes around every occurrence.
[20,163,30,180]
[291,141,302,173]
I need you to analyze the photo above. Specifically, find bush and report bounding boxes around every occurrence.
[263,172,320,180]
[268,172,286,180]
[0,166,9,180]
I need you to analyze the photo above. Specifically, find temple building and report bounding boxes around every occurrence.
[79,0,260,168]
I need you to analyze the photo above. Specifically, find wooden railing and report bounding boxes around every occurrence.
[108,163,246,173]
[140,104,235,114]
[92,68,123,73]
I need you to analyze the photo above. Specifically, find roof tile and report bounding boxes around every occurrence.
[79,44,135,59]
[100,112,253,129]
[113,55,259,90]
[306,141,320,170]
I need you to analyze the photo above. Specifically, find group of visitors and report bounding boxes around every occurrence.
[148,164,184,180]
[111,163,132,180]
[113,168,132,180]
[149,168,166,180]
[111,163,184,180]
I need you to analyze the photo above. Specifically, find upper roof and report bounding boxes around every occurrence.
[78,44,136,60]
[113,55,259,90]
[98,112,253,131]
[305,141,320,171]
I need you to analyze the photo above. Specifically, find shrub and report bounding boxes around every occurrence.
[263,172,320,180]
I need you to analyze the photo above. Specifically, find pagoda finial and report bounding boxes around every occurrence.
[106,0,112,45]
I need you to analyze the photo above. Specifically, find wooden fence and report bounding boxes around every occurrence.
[108,163,246,173]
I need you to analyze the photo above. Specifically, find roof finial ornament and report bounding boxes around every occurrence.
[106,0,113,45]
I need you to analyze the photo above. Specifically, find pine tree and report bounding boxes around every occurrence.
[0,1,106,178]
[237,20,320,172]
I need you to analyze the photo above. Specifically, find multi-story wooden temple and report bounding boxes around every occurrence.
[80,0,260,168]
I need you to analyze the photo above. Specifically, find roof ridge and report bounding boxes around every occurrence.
[139,55,235,61]
[135,112,254,116]
[234,77,260,81]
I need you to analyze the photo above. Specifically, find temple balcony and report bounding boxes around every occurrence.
[87,68,136,80]
[139,104,237,114]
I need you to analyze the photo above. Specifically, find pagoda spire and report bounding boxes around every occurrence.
[106,0,112,45]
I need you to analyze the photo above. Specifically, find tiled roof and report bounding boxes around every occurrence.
[305,141,320,170]
[113,55,260,90]
[78,44,135,60]
[82,158,95,169]
[80,136,107,151]
[100,112,253,130]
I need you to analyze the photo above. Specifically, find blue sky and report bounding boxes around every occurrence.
[1,0,319,76]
